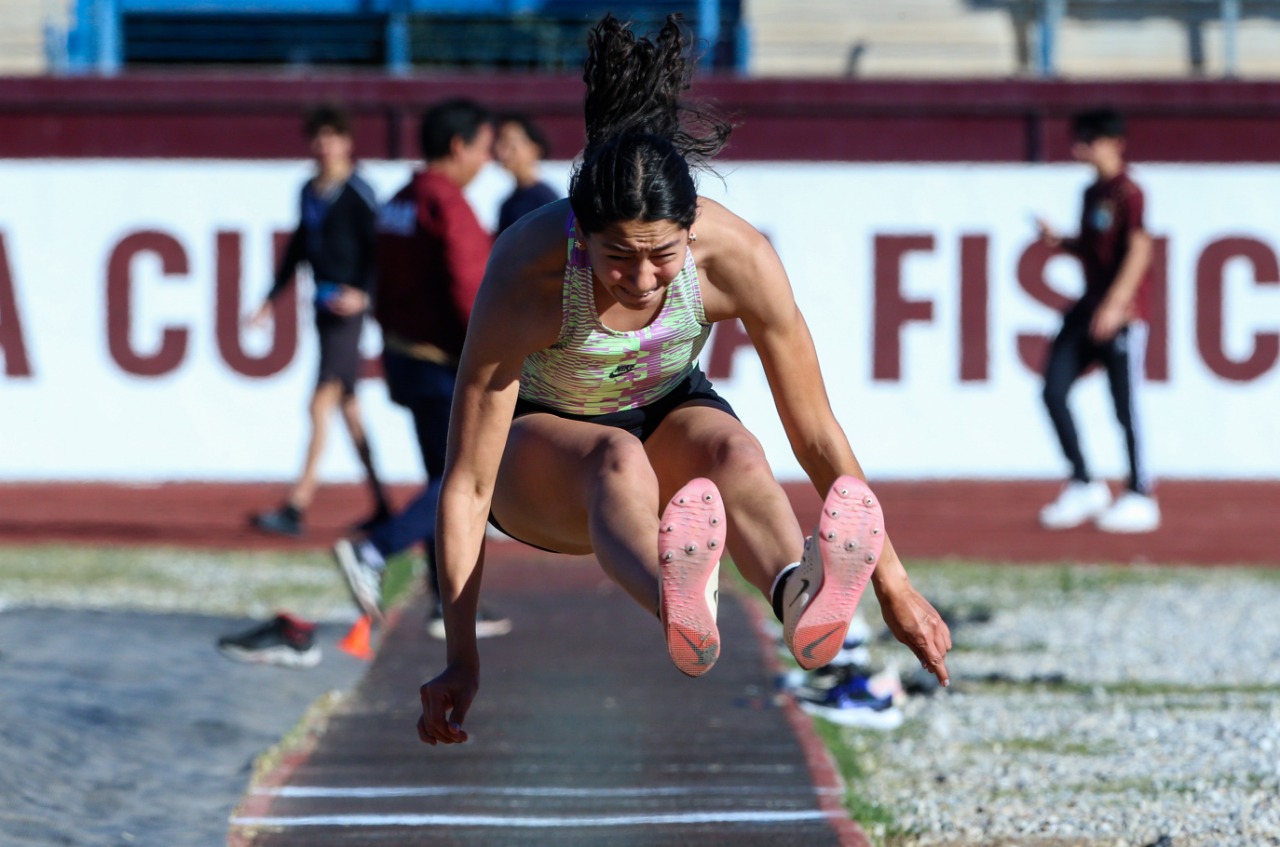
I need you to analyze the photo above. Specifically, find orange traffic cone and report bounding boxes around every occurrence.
[338,614,374,660]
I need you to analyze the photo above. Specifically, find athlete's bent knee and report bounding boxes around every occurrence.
[707,430,771,480]
[588,431,652,481]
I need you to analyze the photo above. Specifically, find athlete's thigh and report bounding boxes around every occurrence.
[642,402,767,498]
[491,413,652,554]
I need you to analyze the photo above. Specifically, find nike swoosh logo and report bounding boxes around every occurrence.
[788,578,810,607]
[678,630,719,666]
[801,624,845,661]
[608,364,635,378]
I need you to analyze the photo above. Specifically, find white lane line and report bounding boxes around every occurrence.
[258,785,841,799]
[231,810,835,828]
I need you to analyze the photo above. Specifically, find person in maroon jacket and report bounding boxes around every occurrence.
[333,98,511,638]
[1035,107,1159,534]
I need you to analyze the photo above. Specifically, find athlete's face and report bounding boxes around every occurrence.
[583,219,691,311]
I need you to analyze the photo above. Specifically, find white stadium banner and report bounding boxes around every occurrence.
[0,160,1277,482]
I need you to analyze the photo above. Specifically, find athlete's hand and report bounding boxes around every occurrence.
[417,663,477,746]
[327,286,368,317]
[875,578,952,687]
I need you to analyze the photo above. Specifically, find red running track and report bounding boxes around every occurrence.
[0,480,1276,565]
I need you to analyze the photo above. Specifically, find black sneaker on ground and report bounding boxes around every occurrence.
[250,504,303,538]
[426,602,513,641]
[217,613,321,669]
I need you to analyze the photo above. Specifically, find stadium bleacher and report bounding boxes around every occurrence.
[0,0,56,74]
[747,0,1280,78]
[6,0,1280,77]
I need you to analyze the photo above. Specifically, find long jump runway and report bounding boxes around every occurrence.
[229,548,865,847]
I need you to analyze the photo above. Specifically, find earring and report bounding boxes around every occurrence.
[688,232,698,243]
[574,239,584,248]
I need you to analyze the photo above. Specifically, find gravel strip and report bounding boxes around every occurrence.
[836,563,1280,847]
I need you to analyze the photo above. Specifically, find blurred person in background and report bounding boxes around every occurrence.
[493,112,560,235]
[248,103,392,540]
[1035,107,1159,534]
[333,98,511,640]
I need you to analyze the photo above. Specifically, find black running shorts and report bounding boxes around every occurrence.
[315,311,364,395]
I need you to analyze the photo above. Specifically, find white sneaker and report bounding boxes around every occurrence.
[1039,480,1111,530]
[332,538,385,622]
[1096,492,1161,533]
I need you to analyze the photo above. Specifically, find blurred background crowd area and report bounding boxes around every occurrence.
[3,0,1280,80]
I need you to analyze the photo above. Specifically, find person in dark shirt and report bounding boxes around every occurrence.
[1035,107,1159,533]
[333,98,510,639]
[248,104,391,540]
[493,113,560,235]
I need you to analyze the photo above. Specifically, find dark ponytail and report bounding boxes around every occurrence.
[569,14,733,234]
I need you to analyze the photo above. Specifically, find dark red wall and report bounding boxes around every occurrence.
[3,74,1279,162]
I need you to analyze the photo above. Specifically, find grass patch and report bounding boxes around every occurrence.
[380,551,426,610]
[0,543,435,620]
[0,543,355,619]
[902,558,1280,599]
[966,677,1094,695]
[1000,736,1121,756]
[947,640,1049,655]
[810,719,909,840]
[1096,680,1280,698]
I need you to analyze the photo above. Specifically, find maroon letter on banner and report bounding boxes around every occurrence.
[705,319,755,380]
[1014,241,1075,376]
[959,235,988,382]
[0,233,32,377]
[1143,237,1170,382]
[215,231,297,378]
[873,235,935,381]
[107,231,190,377]
[1196,237,1279,382]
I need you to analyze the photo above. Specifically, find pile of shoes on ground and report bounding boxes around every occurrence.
[771,615,939,730]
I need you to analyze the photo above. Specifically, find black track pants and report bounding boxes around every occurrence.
[1041,302,1152,495]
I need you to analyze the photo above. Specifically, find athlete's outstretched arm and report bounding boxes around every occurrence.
[696,199,952,685]
[418,206,567,746]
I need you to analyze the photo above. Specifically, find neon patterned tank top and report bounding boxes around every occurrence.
[518,214,712,415]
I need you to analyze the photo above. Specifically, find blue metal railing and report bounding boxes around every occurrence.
[56,0,744,74]
[59,0,1271,78]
